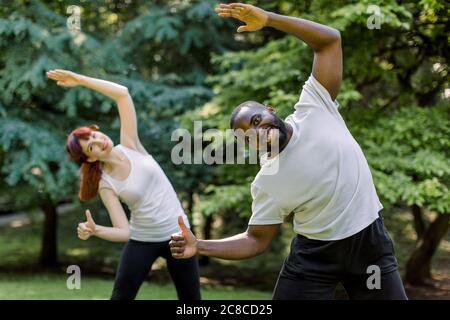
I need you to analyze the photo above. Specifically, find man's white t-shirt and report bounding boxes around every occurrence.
[249,74,382,240]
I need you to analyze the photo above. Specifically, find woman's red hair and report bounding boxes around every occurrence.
[66,125,102,201]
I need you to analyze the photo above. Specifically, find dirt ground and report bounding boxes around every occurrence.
[404,273,450,300]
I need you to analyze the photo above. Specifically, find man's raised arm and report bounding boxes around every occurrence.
[215,3,342,100]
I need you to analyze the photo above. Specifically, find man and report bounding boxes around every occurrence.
[170,3,408,300]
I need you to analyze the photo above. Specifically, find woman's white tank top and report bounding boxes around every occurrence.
[101,144,189,242]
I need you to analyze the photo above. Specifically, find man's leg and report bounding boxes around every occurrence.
[343,269,408,300]
[272,235,344,300]
[344,214,408,300]
[272,263,339,300]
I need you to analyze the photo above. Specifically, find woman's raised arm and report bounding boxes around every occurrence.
[47,69,143,151]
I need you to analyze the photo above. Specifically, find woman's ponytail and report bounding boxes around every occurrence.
[66,125,102,201]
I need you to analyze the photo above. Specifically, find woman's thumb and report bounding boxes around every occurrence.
[86,209,95,226]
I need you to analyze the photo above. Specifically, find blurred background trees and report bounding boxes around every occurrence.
[0,0,238,267]
[0,0,448,293]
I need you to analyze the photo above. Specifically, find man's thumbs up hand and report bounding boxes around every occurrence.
[169,216,198,259]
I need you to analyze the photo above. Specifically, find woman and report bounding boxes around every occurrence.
[47,69,201,300]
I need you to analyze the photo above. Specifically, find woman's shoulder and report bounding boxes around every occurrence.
[117,143,150,157]
[98,177,117,194]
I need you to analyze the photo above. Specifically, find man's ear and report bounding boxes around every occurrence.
[266,104,275,113]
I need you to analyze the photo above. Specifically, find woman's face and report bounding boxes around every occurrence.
[78,131,114,162]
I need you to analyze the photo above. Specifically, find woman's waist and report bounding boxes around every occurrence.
[130,206,184,224]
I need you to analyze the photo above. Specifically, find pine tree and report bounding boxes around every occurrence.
[0,0,238,267]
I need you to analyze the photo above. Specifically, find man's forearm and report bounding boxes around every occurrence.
[266,13,340,52]
[197,232,266,260]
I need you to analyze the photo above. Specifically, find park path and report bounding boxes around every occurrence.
[0,203,75,227]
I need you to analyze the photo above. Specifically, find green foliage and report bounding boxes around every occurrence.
[331,0,412,31]
[350,104,450,213]
[209,37,308,118]
[0,118,78,204]
[197,183,251,217]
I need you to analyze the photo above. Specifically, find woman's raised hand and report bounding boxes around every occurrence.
[46,69,83,87]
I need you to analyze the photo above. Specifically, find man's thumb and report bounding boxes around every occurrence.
[177,215,189,234]
[237,25,249,33]
[86,209,95,226]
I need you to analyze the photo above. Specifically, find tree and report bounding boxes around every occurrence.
[0,0,238,267]
[350,105,449,285]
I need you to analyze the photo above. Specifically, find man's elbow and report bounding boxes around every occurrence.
[315,29,341,53]
[329,29,341,46]
[251,237,272,257]
[254,244,269,257]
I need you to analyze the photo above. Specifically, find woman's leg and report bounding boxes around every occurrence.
[164,242,201,300]
[111,240,163,300]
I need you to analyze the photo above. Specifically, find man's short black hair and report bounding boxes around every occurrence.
[229,101,265,129]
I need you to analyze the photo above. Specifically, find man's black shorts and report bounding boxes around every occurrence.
[273,212,408,299]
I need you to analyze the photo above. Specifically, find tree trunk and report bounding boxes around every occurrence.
[405,213,450,285]
[199,214,213,266]
[185,190,195,235]
[411,204,426,240]
[40,203,58,267]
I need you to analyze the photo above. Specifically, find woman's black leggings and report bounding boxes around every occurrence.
[111,239,201,300]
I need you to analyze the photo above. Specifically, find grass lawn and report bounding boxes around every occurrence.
[0,203,448,300]
[0,272,271,300]
[0,204,272,300]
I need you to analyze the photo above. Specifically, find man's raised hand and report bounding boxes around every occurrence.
[215,3,269,33]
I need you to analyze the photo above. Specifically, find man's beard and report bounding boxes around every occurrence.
[266,116,288,155]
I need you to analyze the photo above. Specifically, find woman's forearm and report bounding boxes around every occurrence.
[93,225,130,242]
[266,13,340,52]
[78,75,129,101]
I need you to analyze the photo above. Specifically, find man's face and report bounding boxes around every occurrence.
[232,103,289,152]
